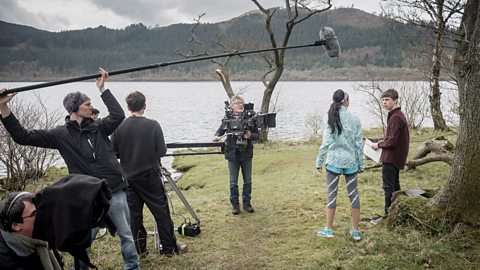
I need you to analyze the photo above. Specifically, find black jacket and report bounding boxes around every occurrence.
[33,174,112,268]
[1,90,128,193]
[215,114,259,161]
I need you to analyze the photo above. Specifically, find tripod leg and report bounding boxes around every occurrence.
[153,220,159,250]
[161,166,201,225]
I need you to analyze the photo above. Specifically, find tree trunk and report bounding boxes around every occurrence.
[259,66,283,142]
[215,68,235,98]
[429,47,449,131]
[430,0,480,226]
[429,4,449,131]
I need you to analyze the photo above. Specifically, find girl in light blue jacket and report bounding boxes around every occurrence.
[316,89,364,241]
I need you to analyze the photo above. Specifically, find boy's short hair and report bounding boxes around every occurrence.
[126,91,146,112]
[381,89,399,100]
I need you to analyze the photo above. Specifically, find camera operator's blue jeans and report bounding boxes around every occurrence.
[228,159,252,205]
[74,191,140,270]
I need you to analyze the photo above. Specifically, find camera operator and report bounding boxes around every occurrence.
[213,95,259,215]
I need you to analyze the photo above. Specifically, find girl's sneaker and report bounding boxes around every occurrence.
[316,228,334,238]
[349,229,361,241]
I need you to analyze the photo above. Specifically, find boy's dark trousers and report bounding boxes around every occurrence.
[382,163,400,216]
[126,168,177,254]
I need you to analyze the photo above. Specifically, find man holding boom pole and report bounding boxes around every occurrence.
[0,68,141,270]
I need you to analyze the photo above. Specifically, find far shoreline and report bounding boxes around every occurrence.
[0,66,447,83]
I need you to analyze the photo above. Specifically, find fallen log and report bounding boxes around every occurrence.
[405,138,454,170]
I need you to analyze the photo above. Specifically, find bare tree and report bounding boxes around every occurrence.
[397,81,430,129]
[177,13,240,99]
[251,0,332,141]
[304,112,323,136]
[180,1,332,141]
[429,0,480,226]
[354,80,387,134]
[382,0,466,131]
[0,95,61,190]
[354,80,429,131]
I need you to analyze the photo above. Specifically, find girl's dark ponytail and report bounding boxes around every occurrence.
[327,89,347,135]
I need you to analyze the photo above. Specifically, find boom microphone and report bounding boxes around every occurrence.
[315,27,341,57]
[3,26,341,94]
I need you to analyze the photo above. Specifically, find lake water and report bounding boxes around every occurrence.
[3,80,457,143]
[1,80,458,177]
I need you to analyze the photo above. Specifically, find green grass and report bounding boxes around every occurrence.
[45,128,478,269]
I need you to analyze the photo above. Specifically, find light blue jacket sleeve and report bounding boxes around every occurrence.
[316,116,333,169]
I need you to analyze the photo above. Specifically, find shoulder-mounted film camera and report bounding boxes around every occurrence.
[221,101,276,149]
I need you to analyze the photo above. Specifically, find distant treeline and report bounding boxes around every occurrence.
[0,8,429,81]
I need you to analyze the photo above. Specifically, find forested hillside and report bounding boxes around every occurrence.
[0,8,428,81]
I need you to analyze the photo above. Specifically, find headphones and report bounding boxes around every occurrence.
[2,191,32,229]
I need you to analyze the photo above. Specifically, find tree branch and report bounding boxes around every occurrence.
[405,154,453,170]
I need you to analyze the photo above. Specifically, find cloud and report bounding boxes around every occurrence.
[0,0,43,28]
[0,0,382,31]
[93,0,174,26]
[90,0,282,27]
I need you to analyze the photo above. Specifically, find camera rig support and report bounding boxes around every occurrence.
[164,142,225,156]
[160,165,200,226]
[151,142,224,246]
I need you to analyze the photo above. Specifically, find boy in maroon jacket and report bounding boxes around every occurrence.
[371,89,410,225]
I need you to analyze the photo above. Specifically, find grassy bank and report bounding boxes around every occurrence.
[49,128,479,269]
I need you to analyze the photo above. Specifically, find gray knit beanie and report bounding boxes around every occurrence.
[63,92,90,114]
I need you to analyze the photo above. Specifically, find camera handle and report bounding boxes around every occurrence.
[217,134,228,140]
[218,132,243,139]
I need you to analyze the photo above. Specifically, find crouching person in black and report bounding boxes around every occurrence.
[213,95,259,215]
[0,174,112,270]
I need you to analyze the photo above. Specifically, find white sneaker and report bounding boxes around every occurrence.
[370,216,385,225]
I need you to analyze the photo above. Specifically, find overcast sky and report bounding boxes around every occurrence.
[0,0,383,32]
